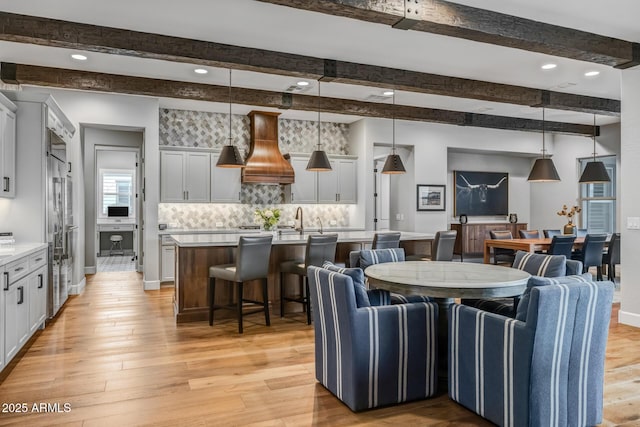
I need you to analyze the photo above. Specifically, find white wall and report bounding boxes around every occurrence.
[22,87,160,290]
[619,70,640,328]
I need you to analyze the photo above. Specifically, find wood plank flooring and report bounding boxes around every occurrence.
[0,271,638,426]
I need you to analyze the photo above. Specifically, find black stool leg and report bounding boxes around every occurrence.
[237,282,244,334]
[299,275,305,313]
[209,277,215,326]
[262,278,271,327]
[280,272,285,317]
[305,276,311,325]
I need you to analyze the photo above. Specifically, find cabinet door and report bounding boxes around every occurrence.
[1,109,16,198]
[317,159,339,203]
[161,245,175,282]
[29,268,47,333]
[5,277,28,362]
[184,152,210,202]
[160,151,186,202]
[288,157,317,204]
[0,269,4,371]
[337,159,357,203]
[16,277,29,348]
[211,153,241,203]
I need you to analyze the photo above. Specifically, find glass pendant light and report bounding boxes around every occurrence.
[216,69,244,168]
[381,91,406,174]
[579,115,610,183]
[528,107,560,182]
[306,80,332,171]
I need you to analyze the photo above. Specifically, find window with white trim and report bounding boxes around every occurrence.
[578,155,616,233]
[99,169,135,218]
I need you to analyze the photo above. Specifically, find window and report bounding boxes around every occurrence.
[99,169,135,218]
[578,156,616,233]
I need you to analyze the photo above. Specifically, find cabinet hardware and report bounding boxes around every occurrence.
[35,257,43,262]
[3,177,9,192]
[291,193,294,202]
[14,267,24,272]
[186,191,189,200]
[38,274,43,289]
[18,286,24,304]
[3,272,8,291]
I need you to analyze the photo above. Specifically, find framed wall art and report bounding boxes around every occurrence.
[417,184,445,211]
[453,170,509,216]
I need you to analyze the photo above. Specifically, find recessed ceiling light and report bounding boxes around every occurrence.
[584,70,600,77]
[296,81,310,86]
[194,68,208,75]
[383,90,394,96]
[541,63,557,70]
[71,54,87,61]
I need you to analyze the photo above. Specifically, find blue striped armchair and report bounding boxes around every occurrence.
[307,266,439,411]
[449,280,614,426]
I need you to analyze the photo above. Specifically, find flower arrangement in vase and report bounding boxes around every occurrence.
[254,207,281,232]
[557,204,582,235]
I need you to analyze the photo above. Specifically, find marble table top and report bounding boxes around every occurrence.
[365,261,530,299]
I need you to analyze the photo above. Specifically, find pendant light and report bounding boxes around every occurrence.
[381,90,406,174]
[527,107,560,182]
[579,115,610,183]
[216,69,245,168]
[306,80,332,171]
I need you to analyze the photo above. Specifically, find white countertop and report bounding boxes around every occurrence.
[0,243,48,266]
[169,231,435,247]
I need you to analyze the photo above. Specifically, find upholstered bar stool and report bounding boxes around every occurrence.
[280,234,338,325]
[209,235,273,334]
[109,234,123,255]
[371,232,401,249]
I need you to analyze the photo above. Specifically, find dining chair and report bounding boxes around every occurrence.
[543,229,562,238]
[488,230,515,265]
[406,230,457,261]
[280,234,338,324]
[208,235,273,334]
[307,266,439,411]
[547,235,576,259]
[572,233,608,279]
[518,229,540,239]
[371,232,401,249]
[602,232,620,281]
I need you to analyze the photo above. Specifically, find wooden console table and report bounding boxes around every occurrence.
[450,222,527,261]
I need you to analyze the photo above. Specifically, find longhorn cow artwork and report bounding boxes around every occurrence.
[454,171,509,216]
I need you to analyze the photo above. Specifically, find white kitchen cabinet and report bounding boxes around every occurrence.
[0,95,17,199]
[285,156,317,204]
[28,266,47,334]
[160,150,211,202]
[0,266,4,372]
[161,244,175,282]
[4,275,29,362]
[211,152,242,203]
[317,158,357,204]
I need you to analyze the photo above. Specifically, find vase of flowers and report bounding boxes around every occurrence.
[254,207,281,232]
[557,204,581,235]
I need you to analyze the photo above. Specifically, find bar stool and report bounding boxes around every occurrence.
[407,230,457,261]
[209,235,273,333]
[280,234,338,325]
[109,235,123,255]
[371,232,401,249]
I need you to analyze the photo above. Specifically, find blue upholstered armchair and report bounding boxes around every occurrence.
[307,266,439,411]
[449,279,614,426]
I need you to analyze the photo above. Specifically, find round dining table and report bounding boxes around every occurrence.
[364,261,531,390]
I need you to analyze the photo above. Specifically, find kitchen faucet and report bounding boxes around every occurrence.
[294,206,304,235]
[316,217,323,234]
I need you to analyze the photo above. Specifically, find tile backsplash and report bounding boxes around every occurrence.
[158,108,353,229]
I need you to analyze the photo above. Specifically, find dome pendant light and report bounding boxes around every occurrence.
[579,115,610,183]
[216,69,245,168]
[381,91,406,174]
[528,107,560,182]
[306,80,332,171]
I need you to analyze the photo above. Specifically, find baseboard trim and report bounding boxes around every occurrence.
[144,280,160,291]
[619,310,640,328]
[85,266,96,275]
[69,277,86,295]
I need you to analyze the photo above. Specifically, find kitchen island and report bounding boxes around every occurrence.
[169,231,434,323]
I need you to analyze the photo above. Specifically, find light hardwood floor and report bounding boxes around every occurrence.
[0,271,638,426]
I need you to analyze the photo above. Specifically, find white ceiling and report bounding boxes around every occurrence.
[0,0,636,126]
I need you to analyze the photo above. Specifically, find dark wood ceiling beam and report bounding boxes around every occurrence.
[0,62,595,136]
[0,12,620,116]
[258,0,640,69]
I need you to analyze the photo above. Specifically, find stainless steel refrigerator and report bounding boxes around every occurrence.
[47,132,74,318]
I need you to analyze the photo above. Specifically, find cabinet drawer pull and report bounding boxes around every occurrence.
[3,271,7,291]
[3,177,9,192]
[38,274,44,289]
[35,257,43,262]
[18,286,24,304]
[14,266,24,272]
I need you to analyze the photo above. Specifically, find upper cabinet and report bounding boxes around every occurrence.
[285,156,317,204]
[0,95,17,198]
[160,150,210,202]
[286,154,357,204]
[211,152,242,203]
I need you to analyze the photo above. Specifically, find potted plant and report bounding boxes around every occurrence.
[557,204,582,235]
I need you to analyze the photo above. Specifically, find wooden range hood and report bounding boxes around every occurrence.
[242,111,295,184]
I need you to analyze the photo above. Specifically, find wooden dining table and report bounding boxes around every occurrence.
[483,237,588,264]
